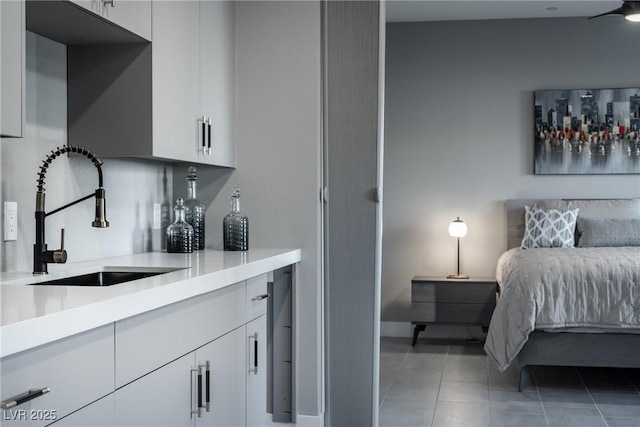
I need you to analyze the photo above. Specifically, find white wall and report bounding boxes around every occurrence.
[382,17,640,325]
[1,32,171,273]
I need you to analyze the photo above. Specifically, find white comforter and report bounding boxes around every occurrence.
[484,247,640,371]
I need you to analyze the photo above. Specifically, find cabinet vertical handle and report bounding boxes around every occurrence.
[200,116,207,154]
[190,367,202,418]
[1,387,50,410]
[197,369,203,409]
[103,0,115,7]
[204,361,210,412]
[249,332,258,375]
[207,117,212,155]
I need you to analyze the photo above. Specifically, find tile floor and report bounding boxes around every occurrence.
[379,337,640,427]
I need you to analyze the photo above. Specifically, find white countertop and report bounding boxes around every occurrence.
[0,249,301,358]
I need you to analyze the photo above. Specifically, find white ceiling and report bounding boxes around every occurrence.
[386,1,624,23]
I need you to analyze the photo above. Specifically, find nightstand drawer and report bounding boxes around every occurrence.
[412,281,496,304]
[412,302,495,324]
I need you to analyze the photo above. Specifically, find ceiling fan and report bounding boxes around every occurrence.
[588,1,640,21]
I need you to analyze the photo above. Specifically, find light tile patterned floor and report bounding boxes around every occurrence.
[379,337,640,427]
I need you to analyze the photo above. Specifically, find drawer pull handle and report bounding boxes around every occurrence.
[249,332,258,375]
[252,294,269,302]
[1,387,50,410]
[207,117,212,155]
[204,361,210,412]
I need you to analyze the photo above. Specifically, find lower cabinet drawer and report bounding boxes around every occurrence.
[0,325,114,427]
[115,281,246,388]
[412,302,495,325]
[412,282,496,304]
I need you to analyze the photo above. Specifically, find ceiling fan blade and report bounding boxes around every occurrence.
[588,6,623,20]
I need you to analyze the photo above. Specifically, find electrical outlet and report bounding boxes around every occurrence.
[4,201,18,241]
[153,203,161,229]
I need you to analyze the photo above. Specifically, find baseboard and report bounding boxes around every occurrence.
[380,321,413,337]
[295,413,324,426]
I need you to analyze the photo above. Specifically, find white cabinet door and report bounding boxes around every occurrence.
[197,327,246,427]
[152,0,200,163]
[0,0,24,137]
[51,394,114,427]
[246,315,268,427]
[199,0,236,167]
[114,352,195,427]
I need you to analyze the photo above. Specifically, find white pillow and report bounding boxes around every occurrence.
[521,206,579,249]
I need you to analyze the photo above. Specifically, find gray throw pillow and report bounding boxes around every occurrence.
[577,218,640,247]
[521,206,579,249]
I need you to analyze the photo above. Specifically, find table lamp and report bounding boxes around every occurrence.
[447,217,469,279]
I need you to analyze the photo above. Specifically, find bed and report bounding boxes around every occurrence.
[484,198,640,391]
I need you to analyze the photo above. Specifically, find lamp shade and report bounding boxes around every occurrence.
[625,1,640,21]
[448,217,467,238]
[626,13,640,21]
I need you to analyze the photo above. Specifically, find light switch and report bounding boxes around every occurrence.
[4,201,17,241]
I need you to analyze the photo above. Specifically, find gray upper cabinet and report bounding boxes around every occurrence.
[199,1,236,168]
[67,0,236,167]
[153,0,236,166]
[1,0,25,138]
[151,0,201,163]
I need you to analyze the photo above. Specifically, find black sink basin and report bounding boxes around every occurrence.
[31,269,180,287]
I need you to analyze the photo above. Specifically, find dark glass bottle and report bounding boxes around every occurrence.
[223,188,248,251]
[184,166,205,250]
[166,198,193,253]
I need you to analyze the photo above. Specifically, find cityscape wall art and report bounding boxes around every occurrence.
[534,88,640,175]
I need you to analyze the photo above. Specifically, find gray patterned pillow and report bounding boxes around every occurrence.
[521,206,579,249]
[577,218,640,247]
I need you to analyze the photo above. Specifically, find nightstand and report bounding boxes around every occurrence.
[411,276,497,345]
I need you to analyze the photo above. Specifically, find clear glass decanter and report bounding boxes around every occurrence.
[223,188,249,251]
[166,198,194,253]
[184,166,205,250]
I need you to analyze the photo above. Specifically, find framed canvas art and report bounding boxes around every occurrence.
[534,88,640,174]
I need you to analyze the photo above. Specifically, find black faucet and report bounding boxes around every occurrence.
[34,145,109,274]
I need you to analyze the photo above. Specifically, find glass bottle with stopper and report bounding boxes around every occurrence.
[166,198,193,253]
[184,166,205,250]
[223,188,249,251]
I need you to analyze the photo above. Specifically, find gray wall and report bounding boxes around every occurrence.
[175,1,323,417]
[1,32,171,273]
[382,18,640,325]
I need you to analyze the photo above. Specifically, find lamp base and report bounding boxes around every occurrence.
[447,274,470,279]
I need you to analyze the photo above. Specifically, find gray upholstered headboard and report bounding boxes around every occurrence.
[506,198,640,249]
